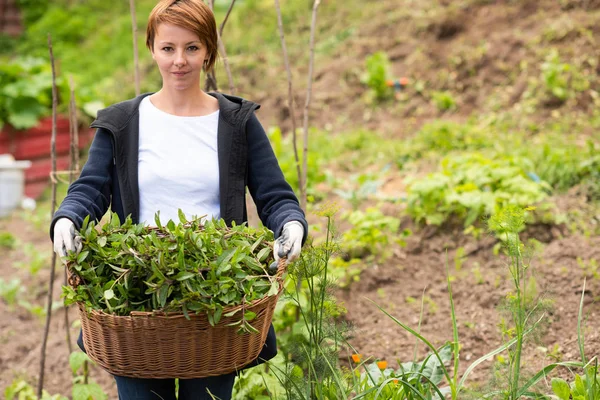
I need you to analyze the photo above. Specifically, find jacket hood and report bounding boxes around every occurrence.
[90,92,260,134]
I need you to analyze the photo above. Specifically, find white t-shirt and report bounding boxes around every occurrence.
[138,96,220,226]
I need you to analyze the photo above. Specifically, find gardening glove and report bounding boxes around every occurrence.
[53,218,82,260]
[272,221,304,270]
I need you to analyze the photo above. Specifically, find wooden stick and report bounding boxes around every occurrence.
[60,76,82,357]
[38,33,59,399]
[204,0,237,94]
[219,0,236,37]
[204,70,218,92]
[274,0,302,198]
[217,32,235,95]
[204,1,218,93]
[69,77,80,175]
[217,0,236,95]
[301,0,321,211]
[130,0,140,96]
[67,75,88,381]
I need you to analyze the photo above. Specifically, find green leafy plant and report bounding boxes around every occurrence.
[232,362,284,399]
[62,212,278,333]
[539,49,591,103]
[0,277,22,306]
[528,139,600,193]
[411,120,490,154]
[364,206,583,400]
[406,153,551,227]
[0,57,66,130]
[270,207,353,398]
[340,207,410,259]
[70,351,108,400]
[0,231,17,249]
[363,52,393,101]
[431,91,457,111]
[14,243,50,276]
[552,365,600,400]
[4,379,67,400]
[350,348,451,400]
[541,50,572,102]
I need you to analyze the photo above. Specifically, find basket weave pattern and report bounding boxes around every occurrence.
[73,260,285,379]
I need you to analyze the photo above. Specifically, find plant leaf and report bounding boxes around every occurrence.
[103,289,115,300]
[551,378,571,400]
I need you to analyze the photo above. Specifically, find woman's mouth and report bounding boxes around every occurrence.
[172,71,188,77]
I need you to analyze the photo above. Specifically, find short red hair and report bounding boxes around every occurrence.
[146,0,218,71]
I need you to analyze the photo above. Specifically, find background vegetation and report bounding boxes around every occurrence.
[1,0,600,398]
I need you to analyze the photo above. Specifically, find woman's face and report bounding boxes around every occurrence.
[151,23,208,92]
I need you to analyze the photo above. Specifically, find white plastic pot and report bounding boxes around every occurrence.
[0,154,32,218]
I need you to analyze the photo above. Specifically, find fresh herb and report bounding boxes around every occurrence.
[62,212,278,334]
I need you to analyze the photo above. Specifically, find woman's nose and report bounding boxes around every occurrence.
[174,51,187,66]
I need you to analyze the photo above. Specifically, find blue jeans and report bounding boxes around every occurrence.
[113,373,237,400]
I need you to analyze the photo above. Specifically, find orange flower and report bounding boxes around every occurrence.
[393,379,399,385]
[377,360,387,370]
[351,354,362,363]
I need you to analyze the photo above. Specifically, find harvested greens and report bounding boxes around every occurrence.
[62,211,278,332]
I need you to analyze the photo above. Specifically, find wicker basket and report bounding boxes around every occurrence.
[71,260,285,379]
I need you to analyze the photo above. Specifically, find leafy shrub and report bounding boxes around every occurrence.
[530,139,600,195]
[354,346,452,399]
[363,52,393,101]
[0,278,22,306]
[551,366,600,400]
[5,379,66,400]
[541,49,590,103]
[15,0,50,26]
[406,153,551,226]
[340,207,409,259]
[0,57,66,129]
[0,232,16,249]
[431,90,457,111]
[413,120,490,153]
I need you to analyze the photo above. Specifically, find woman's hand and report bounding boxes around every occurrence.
[53,218,82,260]
[273,221,304,266]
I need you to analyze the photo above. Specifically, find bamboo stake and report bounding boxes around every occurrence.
[274,0,302,202]
[301,0,321,211]
[38,33,59,399]
[130,0,140,96]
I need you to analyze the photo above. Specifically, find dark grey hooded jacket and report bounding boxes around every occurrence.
[50,92,308,369]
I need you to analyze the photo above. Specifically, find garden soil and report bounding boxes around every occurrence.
[2,0,600,398]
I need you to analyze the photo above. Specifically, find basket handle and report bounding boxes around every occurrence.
[269,257,288,276]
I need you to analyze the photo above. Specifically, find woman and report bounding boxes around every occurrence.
[50,0,307,398]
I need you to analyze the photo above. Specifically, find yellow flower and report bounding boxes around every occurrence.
[377,360,387,370]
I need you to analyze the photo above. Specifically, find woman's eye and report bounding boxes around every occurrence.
[162,47,173,52]
[187,46,199,51]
